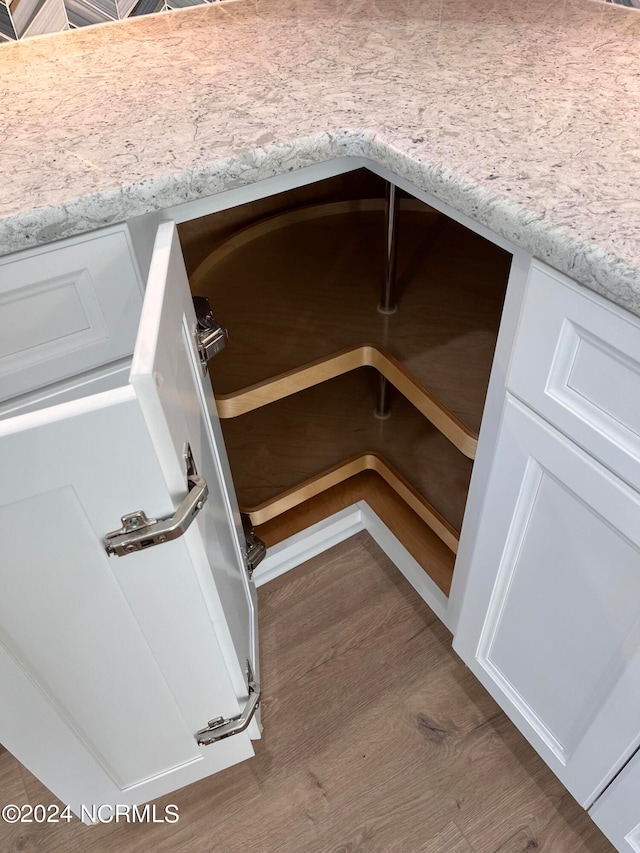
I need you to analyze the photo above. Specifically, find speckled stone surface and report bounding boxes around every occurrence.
[1,0,639,313]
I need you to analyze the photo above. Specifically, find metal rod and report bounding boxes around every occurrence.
[378,181,399,315]
[374,375,391,419]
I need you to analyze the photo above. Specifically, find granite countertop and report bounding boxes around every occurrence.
[1,0,639,313]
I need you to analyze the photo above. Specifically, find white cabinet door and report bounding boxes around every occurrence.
[590,748,640,852]
[0,225,144,403]
[0,222,258,817]
[454,396,640,808]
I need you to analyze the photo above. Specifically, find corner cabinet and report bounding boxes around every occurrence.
[0,222,260,816]
[2,166,640,849]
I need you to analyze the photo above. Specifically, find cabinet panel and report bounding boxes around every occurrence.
[0,358,131,419]
[484,469,640,757]
[0,226,143,403]
[0,222,257,816]
[0,426,203,789]
[507,260,640,491]
[454,396,640,807]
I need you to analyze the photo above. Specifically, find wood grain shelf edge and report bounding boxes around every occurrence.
[215,343,478,459]
[242,450,459,555]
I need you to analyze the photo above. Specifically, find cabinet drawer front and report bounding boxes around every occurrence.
[0,227,143,403]
[507,260,640,491]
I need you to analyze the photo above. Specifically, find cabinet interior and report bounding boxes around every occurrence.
[0,169,511,599]
[179,169,512,596]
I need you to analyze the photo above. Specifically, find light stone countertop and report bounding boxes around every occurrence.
[0,0,639,313]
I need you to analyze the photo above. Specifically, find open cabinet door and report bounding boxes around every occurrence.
[0,222,258,818]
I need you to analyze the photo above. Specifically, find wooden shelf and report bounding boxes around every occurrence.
[179,168,388,276]
[221,369,473,544]
[255,470,457,596]
[215,343,477,459]
[193,199,511,436]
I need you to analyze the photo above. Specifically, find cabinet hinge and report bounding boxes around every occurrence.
[104,444,208,557]
[241,513,266,579]
[196,661,261,745]
[193,295,228,373]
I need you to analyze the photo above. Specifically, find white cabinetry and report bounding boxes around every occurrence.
[591,751,640,852]
[0,222,258,817]
[0,225,144,405]
[507,261,640,491]
[454,395,640,806]
[1,184,639,846]
[454,260,640,848]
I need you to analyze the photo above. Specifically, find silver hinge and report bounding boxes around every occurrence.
[196,661,261,746]
[241,513,266,579]
[104,444,208,557]
[193,295,228,372]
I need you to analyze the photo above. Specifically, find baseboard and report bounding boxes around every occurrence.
[252,506,365,588]
[252,501,452,630]
[356,501,450,629]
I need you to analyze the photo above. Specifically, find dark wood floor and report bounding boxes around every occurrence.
[0,533,614,852]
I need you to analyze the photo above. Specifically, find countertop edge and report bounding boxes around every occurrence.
[3,127,639,317]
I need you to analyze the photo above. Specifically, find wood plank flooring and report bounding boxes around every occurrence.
[0,534,613,853]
